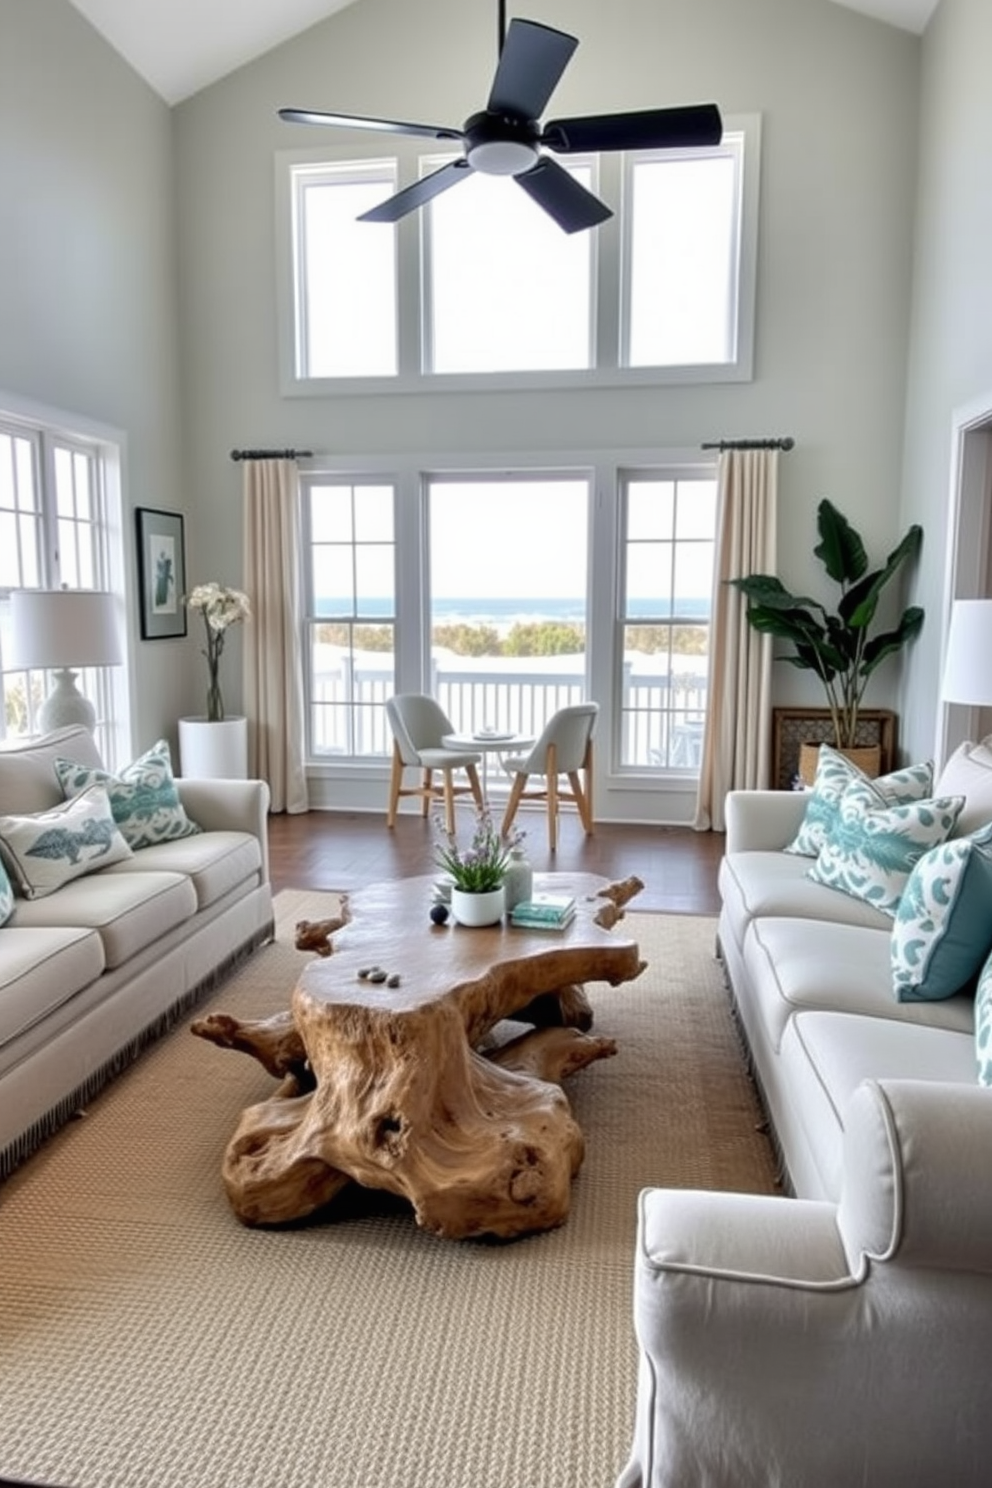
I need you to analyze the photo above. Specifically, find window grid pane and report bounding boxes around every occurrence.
[620,476,716,770]
[295,164,398,378]
[425,158,594,374]
[306,482,396,756]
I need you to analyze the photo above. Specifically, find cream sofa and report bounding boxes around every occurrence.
[618,742,992,1488]
[0,726,273,1178]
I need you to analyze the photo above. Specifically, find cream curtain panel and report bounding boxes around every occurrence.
[693,448,778,832]
[242,458,308,814]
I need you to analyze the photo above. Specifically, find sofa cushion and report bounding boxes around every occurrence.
[891,830,992,1002]
[0,926,106,1053]
[936,739,992,837]
[0,724,103,815]
[719,852,895,958]
[102,830,262,910]
[9,869,197,969]
[55,739,201,850]
[0,784,133,899]
[743,917,974,1055]
[787,746,934,859]
[807,780,964,916]
[976,950,992,1087]
[780,1011,976,1199]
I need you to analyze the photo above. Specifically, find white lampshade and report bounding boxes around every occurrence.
[941,599,992,705]
[8,589,122,733]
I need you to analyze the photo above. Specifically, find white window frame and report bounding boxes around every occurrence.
[275,114,759,397]
[615,467,718,774]
[299,447,715,798]
[0,392,130,767]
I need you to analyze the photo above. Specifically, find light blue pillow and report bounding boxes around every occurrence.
[0,854,13,924]
[891,828,992,1002]
[55,739,201,851]
[787,745,934,859]
[976,952,992,1087]
[808,777,965,916]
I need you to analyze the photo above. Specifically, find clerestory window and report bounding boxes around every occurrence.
[279,117,757,391]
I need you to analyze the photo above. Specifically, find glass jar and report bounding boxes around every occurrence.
[502,847,533,912]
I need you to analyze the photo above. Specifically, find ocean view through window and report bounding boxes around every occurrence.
[302,462,716,780]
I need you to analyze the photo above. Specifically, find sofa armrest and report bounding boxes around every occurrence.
[839,1079,992,1276]
[177,777,271,884]
[724,788,808,853]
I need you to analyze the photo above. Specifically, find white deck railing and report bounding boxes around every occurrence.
[310,648,707,770]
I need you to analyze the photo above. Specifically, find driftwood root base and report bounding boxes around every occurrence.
[194,875,644,1240]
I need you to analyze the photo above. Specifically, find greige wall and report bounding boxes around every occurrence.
[897,0,992,761]
[172,0,921,813]
[0,0,190,750]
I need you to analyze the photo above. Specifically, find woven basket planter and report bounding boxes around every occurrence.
[798,741,882,787]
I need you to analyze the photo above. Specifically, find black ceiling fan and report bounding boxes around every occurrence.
[279,2,722,234]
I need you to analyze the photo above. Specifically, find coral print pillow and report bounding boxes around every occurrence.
[787,745,934,858]
[807,776,964,916]
[0,783,132,899]
[976,950,992,1087]
[55,739,200,850]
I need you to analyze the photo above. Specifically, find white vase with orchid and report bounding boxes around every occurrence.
[185,582,251,722]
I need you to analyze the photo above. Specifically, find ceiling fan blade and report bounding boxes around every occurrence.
[542,103,723,154]
[279,107,463,143]
[487,19,578,121]
[515,157,612,234]
[358,160,471,224]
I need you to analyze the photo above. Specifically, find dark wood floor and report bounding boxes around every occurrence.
[267,807,725,915]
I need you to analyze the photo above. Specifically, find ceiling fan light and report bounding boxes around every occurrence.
[467,138,539,176]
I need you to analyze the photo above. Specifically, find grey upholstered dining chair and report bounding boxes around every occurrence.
[499,701,598,851]
[385,693,484,835]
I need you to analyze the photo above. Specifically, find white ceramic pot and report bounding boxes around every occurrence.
[178,715,248,779]
[450,886,505,927]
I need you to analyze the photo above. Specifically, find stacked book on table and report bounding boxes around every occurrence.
[509,893,576,931]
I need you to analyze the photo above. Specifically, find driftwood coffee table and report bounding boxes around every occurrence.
[193,872,646,1241]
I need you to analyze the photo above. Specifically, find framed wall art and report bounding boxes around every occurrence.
[136,507,187,640]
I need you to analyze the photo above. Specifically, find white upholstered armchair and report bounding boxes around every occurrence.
[616,1077,992,1487]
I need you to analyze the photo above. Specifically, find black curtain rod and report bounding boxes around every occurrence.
[230,447,313,461]
[701,437,795,451]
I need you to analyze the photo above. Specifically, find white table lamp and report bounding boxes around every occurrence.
[8,589,122,734]
[941,599,992,706]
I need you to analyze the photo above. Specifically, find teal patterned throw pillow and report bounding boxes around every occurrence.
[891,828,992,1001]
[0,854,13,924]
[787,745,934,859]
[808,777,964,916]
[55,739,201,851]
[975,950,992,1086]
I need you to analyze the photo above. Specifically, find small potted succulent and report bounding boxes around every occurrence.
[434,810,521,926]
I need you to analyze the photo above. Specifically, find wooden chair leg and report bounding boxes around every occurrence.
[547,744,559,852]
[466,764,485,812]
[568,771,594,834]
[501,775,526,838]
[387,744,404,828]
[420,768,434,819]
[442,771,457,836]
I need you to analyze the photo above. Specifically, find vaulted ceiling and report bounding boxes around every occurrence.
[68,0,940,106]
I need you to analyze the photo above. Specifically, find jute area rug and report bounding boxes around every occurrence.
[0,891,777,1488]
